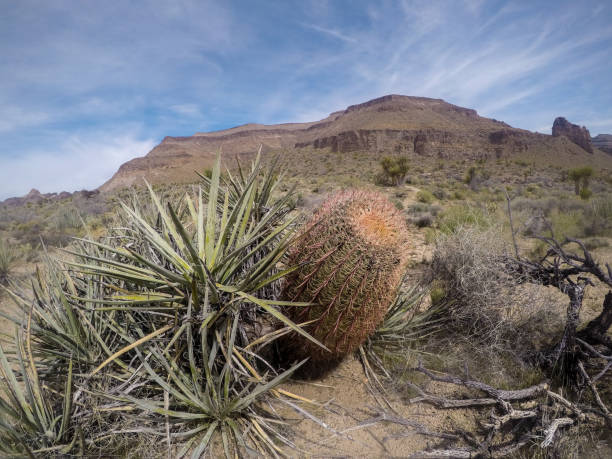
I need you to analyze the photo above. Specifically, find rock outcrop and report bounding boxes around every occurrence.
[552,117,593,153]
[593,134,612,155]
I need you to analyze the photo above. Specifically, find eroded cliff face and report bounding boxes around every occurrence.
[552,117,593,153]
[99,95,600,192]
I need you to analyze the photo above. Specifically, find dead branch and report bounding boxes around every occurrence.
[577,361,612,427]
[414,362,549,404]
[540,417,574,448]
[504,227,612,375]
[407,364,597,457]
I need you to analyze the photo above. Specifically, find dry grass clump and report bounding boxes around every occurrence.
[429,225,555,350]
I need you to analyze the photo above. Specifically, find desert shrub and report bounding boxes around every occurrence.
[512,197,559,217]
[407,203,439,228]
[432,188,447,200]
[424,227,437,244]
[579,186,593,200]
[464,166,490,190]
[429,282,446,305]
[408,203,439,215]
[583,194,612,237]
[549,211,583,240]
[437,204,491,234]
[414,214,434,228]
[52,206,82,231]
[430,226,551,347]
[416,189,435,204]
[584,237,610,250]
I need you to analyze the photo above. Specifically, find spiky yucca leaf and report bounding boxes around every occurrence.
[0,238,17,284]
[64,152,322,350]
[0,334,82,457]
[359,283,443,382]
[197,149,295,227]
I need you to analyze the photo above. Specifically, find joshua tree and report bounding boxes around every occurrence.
[380,156,409,186]
[568,166,593,196]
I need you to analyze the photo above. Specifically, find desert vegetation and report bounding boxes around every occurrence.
[1,149,611,457]
[377,155,410,186]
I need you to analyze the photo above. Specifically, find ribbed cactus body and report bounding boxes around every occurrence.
[283,190,409,362]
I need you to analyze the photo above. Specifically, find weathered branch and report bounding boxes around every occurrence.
[414,362,549,403]
[406,365,597,457]
[540,417,574,448]
[577,360,612,427]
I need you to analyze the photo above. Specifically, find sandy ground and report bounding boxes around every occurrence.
[280,355,479,458]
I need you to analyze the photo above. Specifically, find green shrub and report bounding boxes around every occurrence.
[416,189,435,204]
[579,187,593,200]
[437,205,491,234]
[433,188,447,200]
[584,237,610,250]
[548,210,583,240]
[202,167,213,179]
[584,195,612,237]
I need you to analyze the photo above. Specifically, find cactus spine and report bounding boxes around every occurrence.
[283,190,409,362]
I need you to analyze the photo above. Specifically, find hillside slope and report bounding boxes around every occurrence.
[100,95,611,191]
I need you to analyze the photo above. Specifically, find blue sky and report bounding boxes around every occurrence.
[1,0,611,199]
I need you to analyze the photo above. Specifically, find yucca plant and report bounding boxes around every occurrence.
[17,151,324,456]
[2,252,127,376]
[0,237,17,284]
[197,150,294,227]
[0,333,82,457]
[282,190,409,362]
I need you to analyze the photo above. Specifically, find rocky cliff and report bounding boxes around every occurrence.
[99,95,601,191]
[552,117,593,153]
[593,134,612,155]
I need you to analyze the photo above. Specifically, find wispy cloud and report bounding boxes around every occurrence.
[302,23,357,43]
[0,130,156,200]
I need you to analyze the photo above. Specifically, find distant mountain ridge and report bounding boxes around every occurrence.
[1,188,100,207]
[593,134,612,155]
[87,95,612,191]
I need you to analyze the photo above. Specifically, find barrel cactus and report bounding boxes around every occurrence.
[282,190,409,362]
